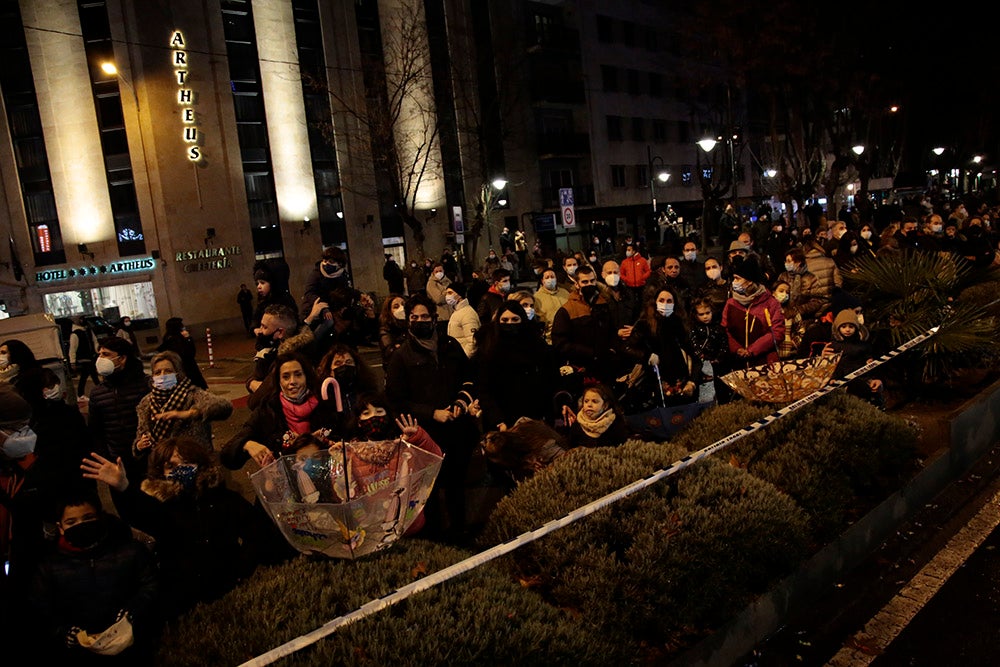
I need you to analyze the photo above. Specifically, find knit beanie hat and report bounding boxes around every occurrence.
[732,256,764,285]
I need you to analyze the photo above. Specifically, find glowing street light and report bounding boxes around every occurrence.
[852,144,865,156]
[100,61,118,76]
[764,168,777,178]
[697,137,718,153]
[932,147,946,156]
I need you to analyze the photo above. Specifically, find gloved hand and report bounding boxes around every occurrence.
[648,353,660,367]
[65,626,84,648]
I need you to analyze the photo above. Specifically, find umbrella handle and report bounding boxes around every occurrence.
[651,361,667,406]
[321,377,343,412]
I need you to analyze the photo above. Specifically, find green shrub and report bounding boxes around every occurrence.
[155,540,625,666]
[673,393,920,542]
[477,440,809,651]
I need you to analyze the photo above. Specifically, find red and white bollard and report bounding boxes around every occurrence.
[205,327,215,368]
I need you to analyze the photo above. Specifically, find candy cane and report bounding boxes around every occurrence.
[321,377,343,412]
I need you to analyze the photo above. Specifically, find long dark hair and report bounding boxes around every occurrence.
[640,287,687,337]
[317,343,380,394]
[270,352,320,398]
[1,339,39,370]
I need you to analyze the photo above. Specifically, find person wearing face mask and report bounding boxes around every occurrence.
[721,256,785,368]
[482,248,501,278]
[775,248,824,322]
[115,315,139,355]
[600,260,640,329]
[471,302,557,431]
[695,256,730,318]
[0,385,46,603]
[623,288,700,406]
[509,290,545,339]
[678,240,707,291]
[378,294,410,364]
[551,265,623,386]
[224,353,338,469]
[533,268,569,344]
[404,258,427,296]
[87,337,150,483]
[316,344,381,435]
[771,280,805,359]
[156,317,208,390]
[134,351,232,465]
[247,304,316,402]
[28,489,158,663]
[619,243,651,292]
[445,282,480,359]
[425,262,454,335]
[476,268,513,328]
[557,254,582,290]
[856,224,879,257]
[385,293,477,540]
[83,436,289,620]
[802,236,843,313]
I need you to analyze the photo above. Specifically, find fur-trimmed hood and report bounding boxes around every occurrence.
[276,324,314,357]
[140,463,224,502]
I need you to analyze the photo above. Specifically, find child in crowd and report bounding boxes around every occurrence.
[688,297,729,403]
[560,383,629,448]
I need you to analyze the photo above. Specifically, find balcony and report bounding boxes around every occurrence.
[536,132,590,158]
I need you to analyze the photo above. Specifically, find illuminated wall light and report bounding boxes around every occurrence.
[36,225,51,252]
[252,0,318,224]
[21,3,115,245]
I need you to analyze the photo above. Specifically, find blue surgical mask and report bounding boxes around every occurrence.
[1,425,37,458]
[656,302,674,317]
[543,278,557,290]
[152,373,178,391]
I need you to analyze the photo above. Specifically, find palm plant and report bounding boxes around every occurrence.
[842,250,1000,387]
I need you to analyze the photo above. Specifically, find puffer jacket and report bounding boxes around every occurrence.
[803,244,842,306]
[87,360,150,461]
[721,288,786,365]
[620,253,651,288]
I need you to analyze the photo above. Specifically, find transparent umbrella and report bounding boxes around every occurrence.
[721,353,841,404]
[250,440,443,559]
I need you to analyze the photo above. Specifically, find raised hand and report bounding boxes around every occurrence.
[81,453,128,492]
[395,414,419,438]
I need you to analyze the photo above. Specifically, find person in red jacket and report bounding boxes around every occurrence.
[721,256,785,368]
[619,243,651,289]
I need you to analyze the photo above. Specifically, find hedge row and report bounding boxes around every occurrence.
[155,394,920,665]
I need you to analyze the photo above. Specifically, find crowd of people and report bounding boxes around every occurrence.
[1,199,998,662]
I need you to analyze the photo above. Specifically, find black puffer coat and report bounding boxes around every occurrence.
[87,359,149,469]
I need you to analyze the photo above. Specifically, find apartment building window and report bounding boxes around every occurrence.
[648,72,663,98]
[626,69,642,95]
[601,65,619,93]
[0,0,65,265]
[596,15,613,42]
[631,117,644,142]
[611,165,627,188]
[634,164,648,188]
[606,115,623,141]
[221,0,283,257]
[77,0,145,256]
[652,119,667,142]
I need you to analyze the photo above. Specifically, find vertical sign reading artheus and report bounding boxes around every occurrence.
[171,30,202,161]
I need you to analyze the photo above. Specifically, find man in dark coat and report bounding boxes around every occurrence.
[382,254,405,294]
[298,246,351,323]
[87,337,150,483]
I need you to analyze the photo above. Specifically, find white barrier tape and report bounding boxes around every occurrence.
[240,326,939,667]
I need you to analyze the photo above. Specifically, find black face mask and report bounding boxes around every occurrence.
[498,323,521,338]
[333,365,356,387]
[63,519,106,550]
[358,414,393,441]
[580,285,600,305]
[410,321,435,339]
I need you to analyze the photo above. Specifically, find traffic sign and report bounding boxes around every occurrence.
[559,187,574,207]
[562,205,575,228]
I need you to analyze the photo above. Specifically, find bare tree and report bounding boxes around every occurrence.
[310,0,441,255]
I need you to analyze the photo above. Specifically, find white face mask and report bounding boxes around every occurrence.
[775,291,789,304]
[625,250,634,258]
[543,278,557,291]
[524,307,535,320]
[683,251,697,261]
[565,265,577,276]
[44,385,62,401]
[604,273,620,287]
[656,302,674,317]
[433,271,444,281]
[784,262,796,272]
[931,224,942,233]
[861,230,872,240]
[392,306,406,321]
[95,356,117,376]
[445,294,458,307]
[706,267,722,281]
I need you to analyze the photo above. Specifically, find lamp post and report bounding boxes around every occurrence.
[646,145,670,214]
[479,177,507,248]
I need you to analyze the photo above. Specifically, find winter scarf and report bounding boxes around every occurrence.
[575,408,618,439]
[149,377,196,443]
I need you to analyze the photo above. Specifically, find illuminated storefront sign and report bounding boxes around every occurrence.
[176,245,241,273]
[35,256,157,283]
[171,30,202,161]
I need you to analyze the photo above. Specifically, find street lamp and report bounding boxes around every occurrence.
[479,176,507,247]
[852,144,865,156]
[101,60,139,107]
[646,145,670,214]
